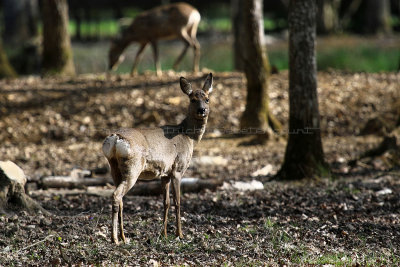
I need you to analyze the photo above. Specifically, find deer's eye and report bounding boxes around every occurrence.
[191,99,196,103]
[205,98,209,104]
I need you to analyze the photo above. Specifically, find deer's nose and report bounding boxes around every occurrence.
[197,108,206,115]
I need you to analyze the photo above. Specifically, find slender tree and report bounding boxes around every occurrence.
[240,0,281,139]
[41,0,75,75]
[277,0,328,180]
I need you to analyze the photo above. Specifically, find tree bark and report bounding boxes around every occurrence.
[0,40,16,79]
[41,0,75,76]
[277,0,328,180]
[363,0,391,34]
[240,0,281,138]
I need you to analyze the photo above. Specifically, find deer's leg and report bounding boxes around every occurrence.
[111,158,141,244]
[161,177,171,237]
[112,181,127,244]
[189,25,200,73]
[173,29,192,71]
[171,175,183,239]
[192,39,200,73]
[131,43,147,76]
[150,42,162,77]
[118,199,125,242]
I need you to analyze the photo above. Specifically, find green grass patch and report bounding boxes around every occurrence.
[269,45,399,72]
[318,46,400,72]
[294,251,400,266]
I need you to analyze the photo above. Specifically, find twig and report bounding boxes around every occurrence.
[15,234,54,253]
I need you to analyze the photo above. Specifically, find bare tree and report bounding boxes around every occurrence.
[240,0,281,140]
[277,0,328,180]
[41,0,75,75]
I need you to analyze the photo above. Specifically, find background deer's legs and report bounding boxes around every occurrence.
[173,29,192,71]
[131,43,147,76]
[151,41,162,76]
[189,24,200,73]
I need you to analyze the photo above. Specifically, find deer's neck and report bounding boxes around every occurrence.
[180,117,207,142]
[115,34,132,52]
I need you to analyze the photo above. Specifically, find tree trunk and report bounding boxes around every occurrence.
[364,0,391,34]
[41,0,75,76]
[0,40,16,79]
[231,0,244,71]
[0,161,48,214]
[240,0,281,138]
[277,0,328,180]
[316,0,340,34]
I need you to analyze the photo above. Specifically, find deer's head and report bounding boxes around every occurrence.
[108,39,126,71]
[180,73,213,122]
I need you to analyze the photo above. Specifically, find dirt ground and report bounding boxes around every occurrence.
[0,71,399,265]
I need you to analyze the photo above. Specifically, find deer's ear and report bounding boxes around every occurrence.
[202,73,213,94]
[180,77,193,96]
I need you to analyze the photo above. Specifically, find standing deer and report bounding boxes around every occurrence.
[108,2,201,76]
[102,73,213,244]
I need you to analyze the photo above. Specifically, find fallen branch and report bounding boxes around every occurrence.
[41,176,112,189]
[33,178,223,196]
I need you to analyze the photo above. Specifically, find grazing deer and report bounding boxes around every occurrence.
[102,73,213,244]
[108,2,201,76]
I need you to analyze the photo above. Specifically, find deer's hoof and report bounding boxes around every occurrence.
[120,234,126,244]
[176,232,184,239]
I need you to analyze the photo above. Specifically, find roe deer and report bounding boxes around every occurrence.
[108,2,201,76]
[102,73,213,244]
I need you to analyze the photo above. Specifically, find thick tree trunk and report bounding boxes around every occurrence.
[240,0,281,138]
[277,0,328,180]
[364,0,391,34]
[41,0,75,76]
[0,41,16,79]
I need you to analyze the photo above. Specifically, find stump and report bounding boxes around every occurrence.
[0,161,49,215]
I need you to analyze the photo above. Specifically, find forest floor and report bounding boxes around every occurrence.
[0,71,399,265]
